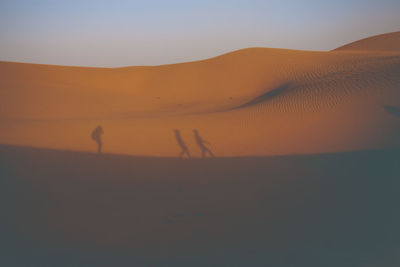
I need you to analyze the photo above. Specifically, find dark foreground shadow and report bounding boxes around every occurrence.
[1,144,400,267]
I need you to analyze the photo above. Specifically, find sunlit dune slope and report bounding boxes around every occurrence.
[1,33,400,156]
[334,31,400,52]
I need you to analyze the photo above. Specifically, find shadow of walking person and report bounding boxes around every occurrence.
[174,129,191,159]
[91,125,104,154]
[193,129,214,158]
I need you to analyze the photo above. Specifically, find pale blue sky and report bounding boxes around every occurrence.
[0,0,399,67]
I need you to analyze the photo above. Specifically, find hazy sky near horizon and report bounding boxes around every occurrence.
[1,0,399,67]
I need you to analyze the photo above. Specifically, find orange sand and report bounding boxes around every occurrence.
[1,32,400,157]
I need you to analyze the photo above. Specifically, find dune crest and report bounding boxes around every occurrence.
[334,31,400,52]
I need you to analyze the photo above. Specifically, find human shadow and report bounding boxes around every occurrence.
[91,125,104,154]
[174,129,191,159]
[383,105,400,118]
[193,129,214,158]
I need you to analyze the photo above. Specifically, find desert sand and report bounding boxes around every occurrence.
[1,31,400,157]
[1,32,400,266]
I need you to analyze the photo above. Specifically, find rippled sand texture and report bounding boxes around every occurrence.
[1,32,400,157]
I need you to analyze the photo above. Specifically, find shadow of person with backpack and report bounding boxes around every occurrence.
[91,125,104,154]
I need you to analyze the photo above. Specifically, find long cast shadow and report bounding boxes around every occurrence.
[193,129,214,158]
[174,129,191,158]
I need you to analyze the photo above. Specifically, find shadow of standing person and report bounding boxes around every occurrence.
[174,129,191,159]
[91,125,104,154]
[193,129,214,158]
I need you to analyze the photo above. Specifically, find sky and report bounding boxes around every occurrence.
[0,0,399,67]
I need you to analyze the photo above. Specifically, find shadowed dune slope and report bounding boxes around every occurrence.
[334,31,400,52]
[384,105,400,118]
[1,144,400,266]
[1,32,400,156]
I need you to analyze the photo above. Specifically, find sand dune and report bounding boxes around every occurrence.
[2,31,400,267]
[1,32,400,157]
[334,31,400,52]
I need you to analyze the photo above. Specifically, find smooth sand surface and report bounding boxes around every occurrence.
[1,145,400,266]
[1,32,400,157]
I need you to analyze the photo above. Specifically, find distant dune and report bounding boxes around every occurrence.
[1,32,400,157]
[334,31,400,52]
